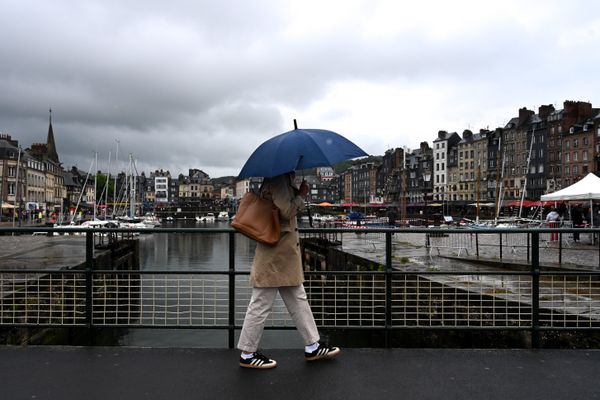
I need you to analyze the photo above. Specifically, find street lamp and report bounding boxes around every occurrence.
[423,172,431,226]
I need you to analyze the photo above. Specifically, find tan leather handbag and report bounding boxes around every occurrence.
[231,191,280,246]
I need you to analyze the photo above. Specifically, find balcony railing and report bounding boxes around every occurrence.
[1,226,599,348]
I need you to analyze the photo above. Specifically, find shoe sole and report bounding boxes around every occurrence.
[239,361,277,369]
[305,348,341,362]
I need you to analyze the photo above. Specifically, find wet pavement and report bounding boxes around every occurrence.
[1,346,599,400]
[0,235,87,269]
[339,230,600,270]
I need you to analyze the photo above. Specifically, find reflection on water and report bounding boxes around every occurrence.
[120,220,304,348]
[140,220,255,271]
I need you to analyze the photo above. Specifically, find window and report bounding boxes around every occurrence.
[583,150,588,161]
[8,167,16,177]
[574,139,578,148]
[574,152,578,162]
[565,140,570,150]
[565,153,570,162]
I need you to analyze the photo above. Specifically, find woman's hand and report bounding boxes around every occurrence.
[298,180,309,197]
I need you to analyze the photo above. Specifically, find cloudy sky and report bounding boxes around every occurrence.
[1,0,599,178]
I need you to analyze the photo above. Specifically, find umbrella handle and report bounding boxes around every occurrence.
[306,199,313,227]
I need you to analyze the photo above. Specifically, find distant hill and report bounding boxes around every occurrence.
[333,155,380,174]
[211,176,236,185]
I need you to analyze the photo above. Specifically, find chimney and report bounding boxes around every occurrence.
[518,107,534,126]
[437,130,447,139]
[538,104,555,119]
[462,129,473,140]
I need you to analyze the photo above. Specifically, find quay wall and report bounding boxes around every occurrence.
[301,237,600,348]
[1,238,140,345]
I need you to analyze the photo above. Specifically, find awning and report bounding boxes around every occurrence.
[467,202,495,208]
[504,200,541,207]
[1,203,16,209]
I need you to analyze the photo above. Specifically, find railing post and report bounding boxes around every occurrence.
[385,231,392,348]
[558,231,562,265]
[228,231,236,349]
[527,232,530,263]
[475,232,479,258]
[531,231,540,349]
[85,231,94,345]
[499,232,503,260]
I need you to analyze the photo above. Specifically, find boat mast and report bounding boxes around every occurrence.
[93,151,98,220]
[494,135,503,224]
[113,139,119,219]
[129,153,136,217]
[12,146,22,229]
[519,126,536,219]
[476,159,481,223]
[105,150,111,219]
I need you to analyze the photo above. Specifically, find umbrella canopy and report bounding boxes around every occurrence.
[238,127,368,178]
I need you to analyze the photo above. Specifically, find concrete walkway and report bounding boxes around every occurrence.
[1,346,599,400]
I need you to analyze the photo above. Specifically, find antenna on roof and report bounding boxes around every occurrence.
[293,119,298,130]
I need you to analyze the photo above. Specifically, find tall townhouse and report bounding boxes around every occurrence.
[547,101,594,191]
[153,169,170,206]
[379,147,404,205]
[24,151,46,212]
[63,166,86,211]
[351,162,378,204]
[0,134,27,218]
[560,102,597,187]
[447,139,458,203]
[595,114,600,172]
[501,108,533,203]
[452,130,488,204]
[341,171,352,204]
[527,105,553,200]
[433,131,461,203]
[406,142,433,206]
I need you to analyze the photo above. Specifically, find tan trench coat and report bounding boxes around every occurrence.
[249,174,305,288]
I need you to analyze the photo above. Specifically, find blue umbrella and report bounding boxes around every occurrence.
[238,123,368,178]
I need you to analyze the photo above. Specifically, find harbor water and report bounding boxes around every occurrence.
[120,220,307,349]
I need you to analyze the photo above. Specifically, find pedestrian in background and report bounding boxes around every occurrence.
[546,208,560,241]
[571,206,583,242]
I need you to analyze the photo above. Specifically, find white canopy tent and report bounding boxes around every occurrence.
[540,172,600,226]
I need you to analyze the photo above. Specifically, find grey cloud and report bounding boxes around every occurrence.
[2,1,600,178]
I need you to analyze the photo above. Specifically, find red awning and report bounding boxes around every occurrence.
[504,200,539,207]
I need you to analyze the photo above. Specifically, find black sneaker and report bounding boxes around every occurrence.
[305,342,340,361]
[239,352,277,369]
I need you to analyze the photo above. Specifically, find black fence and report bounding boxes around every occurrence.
[1,226,600,348]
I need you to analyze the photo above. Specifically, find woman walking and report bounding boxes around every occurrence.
[238,171,340,369]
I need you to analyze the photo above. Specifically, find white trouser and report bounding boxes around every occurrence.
[237,284,320,352]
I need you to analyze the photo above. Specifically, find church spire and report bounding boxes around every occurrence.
[46,108,60,163]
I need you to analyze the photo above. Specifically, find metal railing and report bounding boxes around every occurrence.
[1,226,600,348]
